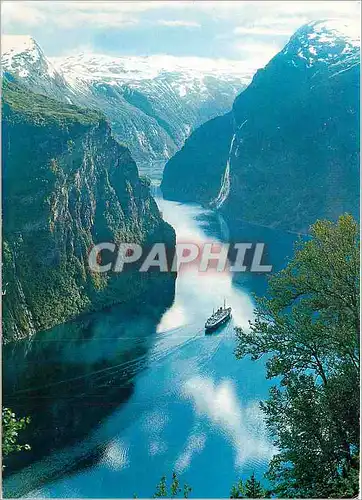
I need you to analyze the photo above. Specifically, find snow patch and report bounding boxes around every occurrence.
[178,84,187,97]
[285,19,360,69]
[50,53,251,85]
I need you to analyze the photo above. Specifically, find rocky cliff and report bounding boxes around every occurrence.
[2,81,175,341]
[161,21,360,232]
[161,112,233,203]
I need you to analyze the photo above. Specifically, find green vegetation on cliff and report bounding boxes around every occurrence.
[236,214,360,497]
[2,81,175,341]
[3,80,102,126]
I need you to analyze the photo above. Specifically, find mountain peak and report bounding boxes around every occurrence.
[1,35,69,100]
[50,53,252,84]
[297,19,360,47]
[282,19,360,68]
[2,35,40,56]
[1,35,46,77]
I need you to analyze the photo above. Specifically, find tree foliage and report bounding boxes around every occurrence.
[244,473,268,498]
[2,407,31,467]
[153,473,191,498]
[235,214,360,498]
[150,472,267,499]
[230,473,269,498]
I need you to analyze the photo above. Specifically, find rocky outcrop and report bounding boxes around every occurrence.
[2,81,175,341]
[161,21,360,233]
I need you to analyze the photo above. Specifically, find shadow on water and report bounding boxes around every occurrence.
[184,207,298,297]
[223,215,300,297]
[3,197,301,499]
[3,284,174,497]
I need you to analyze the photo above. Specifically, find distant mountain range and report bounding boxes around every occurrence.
[2,36,250,173]
[161,20,360,233]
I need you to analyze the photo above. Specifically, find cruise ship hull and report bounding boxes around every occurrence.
[205,310,231,332]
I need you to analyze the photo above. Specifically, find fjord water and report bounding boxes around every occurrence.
[3,197,296,498]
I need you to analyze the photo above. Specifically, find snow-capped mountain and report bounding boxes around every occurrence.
[162,20,360,232]
[1,36,250,172]
[1,36,72,103]
[53,53,250,172]
[282,20,360,70]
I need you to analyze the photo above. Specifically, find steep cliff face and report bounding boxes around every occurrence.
[161,112,233,203]
[2,81,175,341]
[161,21,360,232]
[2,36,249,172]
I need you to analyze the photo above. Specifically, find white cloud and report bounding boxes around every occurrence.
[233,26,293,37]
[1,2,45,28]
[142,409,169,434]
[149,440,168,457]
[102,439,129,470]
[175,432,207,472]
[182,376,275,468]
[157,20,201,28]
[1,0,359,61]
[57,12,138,29]
[4,1,358,30]
[142,410,169,457]
[281,0,360,17]
[2,0,141,29]
[233,41,281,69]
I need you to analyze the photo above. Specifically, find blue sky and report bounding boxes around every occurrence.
[2,1,360,69]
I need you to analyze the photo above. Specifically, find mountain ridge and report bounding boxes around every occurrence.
[161,20,360,233]
[2,35,250,172]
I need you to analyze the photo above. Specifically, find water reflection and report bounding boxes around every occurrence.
[156,199,255,333]
[3,199,296,498]
[3,295,173,497]
[182,376,274,468]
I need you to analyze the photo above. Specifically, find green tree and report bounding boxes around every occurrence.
[153,473,191,499]
[244,473,266,498]
[230,475,269,498]
[154,476,167,498]
[2,407,31,468]
[235,214,360,498]
[183,483,192,499]
[140,175,152,189]
[170,472,181,498]
[230,479,245,498]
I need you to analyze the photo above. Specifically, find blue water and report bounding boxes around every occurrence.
[3,199,296,498]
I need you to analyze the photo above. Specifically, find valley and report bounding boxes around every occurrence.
[2,196,296,498]
[1,11,360,500]
[162,20,360,233]
[2,36,249,170]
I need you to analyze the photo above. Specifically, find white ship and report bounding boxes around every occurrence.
[205,300,232,332]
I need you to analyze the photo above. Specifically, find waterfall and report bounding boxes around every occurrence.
[211,134,235,209]
[211,119,247,209]
[150,181,158,198]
